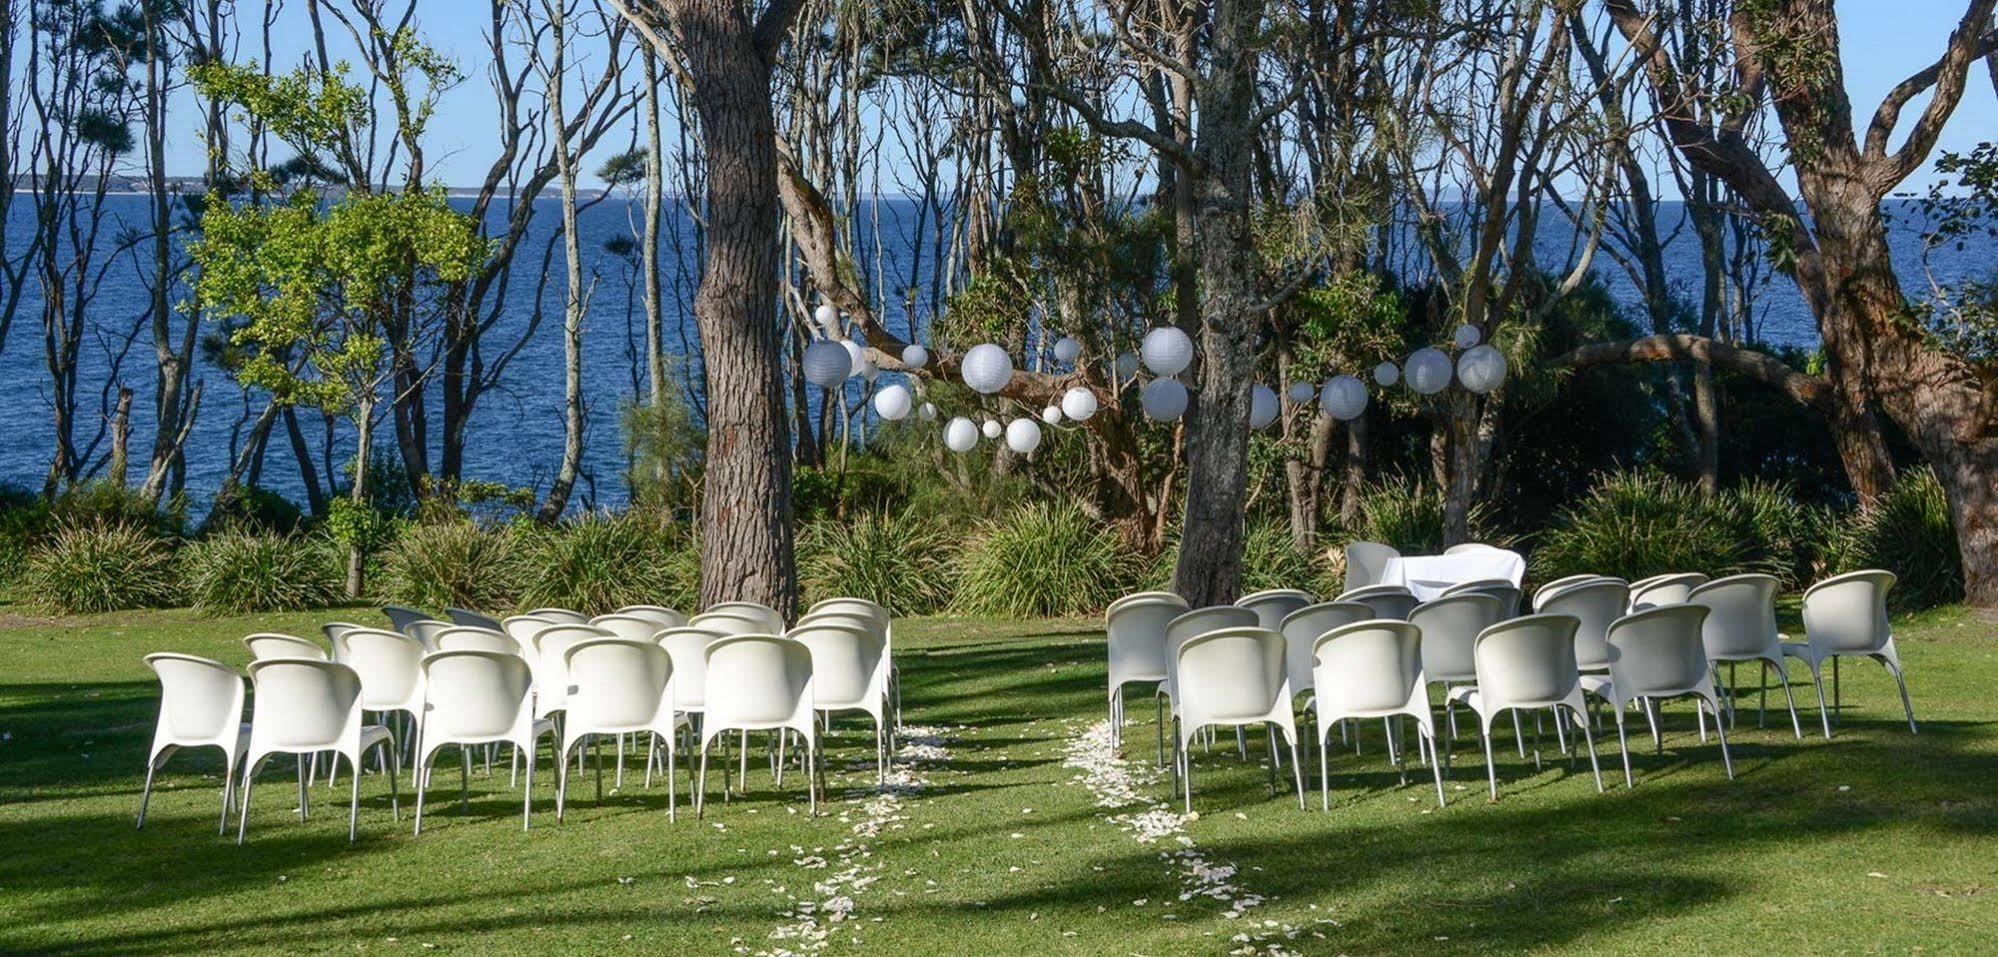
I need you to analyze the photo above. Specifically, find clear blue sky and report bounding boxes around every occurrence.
[155,1,1996,193]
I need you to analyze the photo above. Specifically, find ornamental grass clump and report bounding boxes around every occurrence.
[800,511,956,615]
[181,531,343,613]
[377,520,529,612]
[22,520,181,614]
[952,501,1137,618]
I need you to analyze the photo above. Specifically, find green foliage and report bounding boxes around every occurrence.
[623,392,705,512]
[1341,476,1509,556]
[1836,468,1962,609]
[799,511,956,615]
[952,502,1137,618]
[202,486,309,535]
[1239,521,1318,595]
[21,521,182,614]
[519,513,691,616]
[1726,479,1824,587]
[377,521,530,613]
[1531,472,1830,586]
[180,532,341,613]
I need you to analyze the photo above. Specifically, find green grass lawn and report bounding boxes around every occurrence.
[2,605,1996,954]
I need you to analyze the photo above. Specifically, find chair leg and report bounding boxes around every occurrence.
[1709,699,1735,780]
[556,743,570,822]
[1806,660,1832,739]
[1511,711,1526,758]
[414,753,430,835]
[1318,732,1330,812]
[1426,731,1446,808]
[1481,720,1499,802]
[236,761,257,845]
[220,756,237,835]
[666,734,677,824]
[460,746,472,814]
[1154,695,1166,769]
[348,755,362,842]
[137,755,159,829]
[1573,706,1604,793]
[522,745,535,830]
[1887,660,1919,734]
[296,759,310,822]
[1287,729,1305,810]
[1767,656,1804,739]
[1758,661,1769,729]
[805,733,818,817]
[1616,712,1633,789]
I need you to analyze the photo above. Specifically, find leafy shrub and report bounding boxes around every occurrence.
[1838,468,1961,609]
[182,531,342,613]
[520,512,691,616]
[952,501,1138,618]
[201,486,308,535]
[799,511,956,614]
[377,521,529,612]
[1239,521,1318,594]
[1725,479,1824,587]
[21,520,182,613]
[1534,472,1750,584]
[1341,475,1509,555]
[47,481,185,541]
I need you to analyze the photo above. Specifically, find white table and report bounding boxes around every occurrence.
[1379,549,1525,601]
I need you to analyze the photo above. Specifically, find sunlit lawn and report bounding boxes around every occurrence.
[2,604,1995,954]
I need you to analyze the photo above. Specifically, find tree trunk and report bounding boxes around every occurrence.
[538,14,585,523]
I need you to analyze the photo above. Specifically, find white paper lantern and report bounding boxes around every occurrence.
[860,361,879,383]
[1320,374,1369,421]
[918,402,938,421]
[841,340,867,379]
[1005,418,1043,454]
[803,340,852,387]
[901,343,930,370]
[873,383,912,420]
[1114,351,1140,380]
[961,343,1013,395]
[1140,327,1195,376]
[944,417,978,452]
[1040,405,1063,425]
[1287,381,1314,404]
[1052,336,1082,364]
[1453,323,1482,350]
[1457,343,1509,394]
[1249,385,1279,430]
[1405,347,1453,395]
[1373,361,1401,387]
[981,418,1003,439]
[813,303,840,334]
[1061,386,1099,422]
[1141,378,1189,421]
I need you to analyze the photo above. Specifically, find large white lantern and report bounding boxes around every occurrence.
[981,418,1003,439]
[961,343,1013,394]
[1453,323,1483,350]
[1061,386,1099,422]
[873,383,913,420]
[1040,405,1063,425]
[803,339,852,387]
[1457,343,1509,394]
[901,343,930,370]
[1114,351,1140,380]
[1320,374,1369,421]
[1140,327,1195,376]
[1405,347,1453,395]
[813,303,840,335]
[1249,384,1279,430]
[1005,418,1043,454]
[841,340,867,378]
[1052,336,1082,364]
[918,402,938,421]
[1373,361,1401,387]
[944,417,978,452]
[1287,381,1314,404]
[1141,378,1189,421]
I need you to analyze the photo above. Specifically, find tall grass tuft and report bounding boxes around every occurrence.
[1239,521,1319,594]
[799,511,956,614]
[520,512,689,616]
[182,531,342,613]
[1725,479,1823,587]
[378,521,530,613]
[1838,467,1961,608]
[21,520,182,614]
[952,501,1137,618]
[1534,472,1748,583]
[1342,475,1510,555]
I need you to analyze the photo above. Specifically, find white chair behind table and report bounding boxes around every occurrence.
[1536,579,1630,674]
[1236,589,1316,632]
[1172,627,1306,813]
[1277,601,1374,707]
[139,653,249,833]
[237,659,399,843]
[1310,621,1445,809]
[330,629,427,765]
[1532,575,1613,612]
[703,601,787,633]
[446,607,507,633]
[405,619,452,652]
[1343,541,1400,594]
[1783,570,1916,738]
[529,624,615,722]
[1105,594,1189,762]
[1586,604,1732,787]
[411,650,554,833]
[590,613,668,644]
[1438,579,1522,617]
[1443,543,1495,555]
[697,635,818,817]
[1628,573,1710,611]
[689,610,770,637]
[616,605,690,630]
[432,626,521,656]
[245,632,326,661]
[1689,573,1805,738]
[1335,586,1419,622]
[556,638,684,821]
[522,607,590,625]
[789,620,892,783]
[382,604,435,634]
[1452,614,1605,801]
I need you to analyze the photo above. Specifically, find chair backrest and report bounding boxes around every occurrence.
[502,615,560,660]
[419,650,533,743]
[657,626,723,710]
[590,613,666,644]
[703,601,786,633]
[688,610,768,637]
[615,605,690,630]
[1439,578,1522,617]
[329,627,425,712]
[703,635,813,728]
[1106,590,1183,617]
[1407,593,1507,683]
[789,621,887,710]
[1628,573,1710,611]
[1537,579,1630,670]
[432,626,521,656]
[381,604,434,633]
[522,607,590,625]
[564,638,674,733]
[797,609,886,639]
[246,658,363,752]
[1444,543,1495,555]
[1164,606,1260,699]
[1473,614,1583,708]
[405,619,452,652]
[808,597,889,629]
[245,632,326,661]
[1605,604,1713,701]
[445,607,507,632]
[1312,621,1424,716]
[144,653,245,745]
[1532,574,1609,611]
[1105,594,1190,689]
[1688,573,1782,659]
[321,623,363,654]
[1277,601,1375,694]
[1345,589,1419,621]
[530,624,615,713]
[1176,627,1287,724]
[1801,570,1896,655]
[1235,589,1315,631]
[1343,541,1400,593]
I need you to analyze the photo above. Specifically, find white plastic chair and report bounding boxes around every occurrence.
[329,628,427,759]
[790,620,891,782]
[1443,543,1495,555]
[703,601,787,633]
[237,659,399,843]
[502,615,560,669]
[697,635,818,816]
[139,654,249,833]
[522,607,590,625]
[1582,604,1732,787]
[616,605,689,630]
[1107,591,1184,614]
[556,638,684,820]
[1409,592,1508,693]
[1336,586,1419,621]
[1538,579,1630,673]
[1310,621,1445,808]
[1628,573,1710,611]
[1172,627,1306,812]
[1439,578,1522,617]
[1277,601,1375,705]
[590,613,668,644]
[1689,574,1805,737]
[382,604,435,634]
[688,610,770,637]
[1163,606,1261,709]
[411,650,555,832]
[530,624,615,721]
[1783,570,1916,738]
[321,623,364,655]
[1451,614,1605,800]
[1236,589,1315,631]
[245,632,325,661]
[406,619,452,652]
[804,597,899,723]
[1532,574,1611,611]
[658,626,723,726]
[446,607,507,632]
[1105,593,1189,758]
[432,626,521,656]
[1343,541,1399,593]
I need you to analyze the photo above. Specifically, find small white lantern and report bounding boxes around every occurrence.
[1114,351,1140,380]
[1249,384,1279,430]
[1457,343,1509,394]
[1140,326,1195,376]
[841,340,867,379]
[1453,323,1482,350]
[1287,381,1314,404]
[813,303,840,335]
[981,418,1003,439]
[1052,336,1082,364]
[1005,418,1043,454]
[961,343,1013,394]
[944,417,978,452]
[1372,361,1401,387]
[1040,405,1063,425]
[1061,386,1099,422]
[901,343,930,370]
[1141,378,1189,421]
[803,340,852,387]
[860,361,879,383]
[873,383,912,420]
[918,402,938,421]
[1320,374,1369,421]
[1405,347,1453,395]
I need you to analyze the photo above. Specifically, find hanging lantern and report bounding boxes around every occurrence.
[873,383,913,420]
[813,303,840,335]
[918,402,938,421]
[840,340,867,379]
[1040,405,1063,425]
[803,340,852,387]
[1114,351,1140,380]
[944,417,978,452]
[1005,418,1043,454]
[1404,347,1453,395]
[981,418,1003,439]
[860,361,879,383]
[1052,336,1082,364]
[1373,361,1401,387]
[1457,343,1509,394]
[902,343,930,370]
[1320,374,1369,421]
[1249,385,1279,430]
[1287,381,1314,404]
[1141,378,1189,421]
[1140,327,1195,376]
[1061,386,1099,422]
[1452,323,1482,350]
[961,343,1013,394]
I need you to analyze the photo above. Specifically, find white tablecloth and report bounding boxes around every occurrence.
[1379,550,1525,601]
